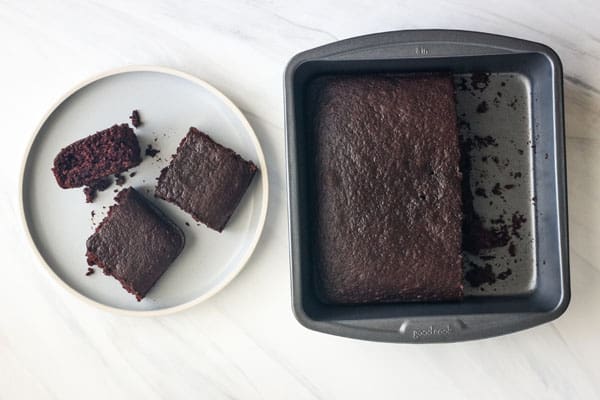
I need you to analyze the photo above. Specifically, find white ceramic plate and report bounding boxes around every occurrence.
[20,66,268,315]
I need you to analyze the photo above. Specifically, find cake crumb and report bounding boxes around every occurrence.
[145,144,160,157]
[86,267,95,276]
[129,172,136,178]
[83,178,112,203]
[465,263,496,287]
[470,72,490,92]
[508,242,517,257]
[185,222,190,227]
[84,187,96,203]
[129,110,141,127]
[115,174,126,186]
[476,100,489,114]
[491,183,502,195]
[511,212,527,238]
[474,187,487,198]
[497,268,512,280]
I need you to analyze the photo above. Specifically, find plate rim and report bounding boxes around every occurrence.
[19,65,269,316]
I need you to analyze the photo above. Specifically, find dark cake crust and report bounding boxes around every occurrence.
[86,188,185,301]
[52,124,141,188]
[155,127,257,232]
[309,74,463,304]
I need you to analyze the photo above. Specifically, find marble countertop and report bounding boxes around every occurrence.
[1,1,599,398]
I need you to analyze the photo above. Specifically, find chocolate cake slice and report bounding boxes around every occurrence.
[52,124,141,188]
[155,127,258,232]
[86,188,185,301]
[309,74,463,304]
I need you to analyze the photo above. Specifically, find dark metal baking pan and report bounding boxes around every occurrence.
[284,30,569,342]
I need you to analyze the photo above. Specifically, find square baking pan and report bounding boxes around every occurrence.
[284,30,569,342]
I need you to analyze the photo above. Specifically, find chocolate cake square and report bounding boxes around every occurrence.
[309,74,463,304]
[52,124,141,188]
[86,188,185,301]
[155,127,258,232]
